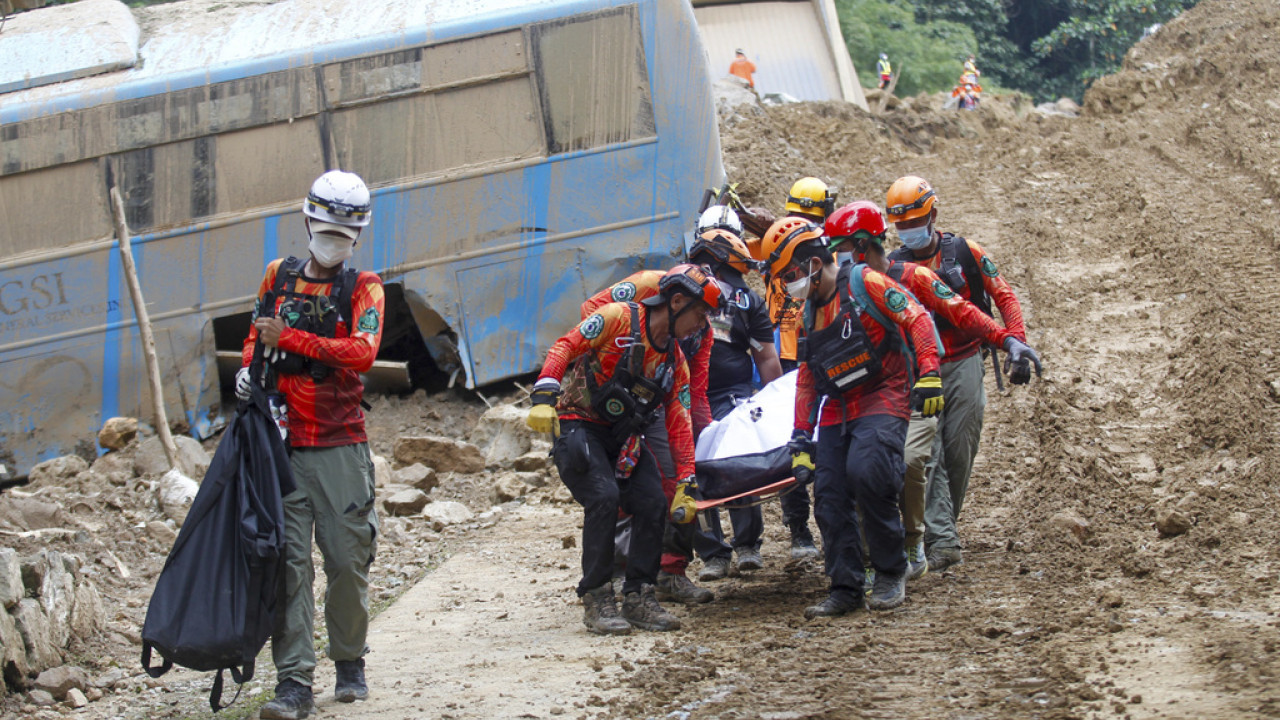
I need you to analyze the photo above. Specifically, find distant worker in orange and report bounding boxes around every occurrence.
[729,49,757,89]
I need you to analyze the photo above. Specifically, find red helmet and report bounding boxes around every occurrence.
[825,201,887,249]
[659,264,725,310]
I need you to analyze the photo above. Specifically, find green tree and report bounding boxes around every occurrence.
[837,0,979,97]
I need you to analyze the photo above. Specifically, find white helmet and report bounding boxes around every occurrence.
[696,204,743,236]
[303,170,371,228]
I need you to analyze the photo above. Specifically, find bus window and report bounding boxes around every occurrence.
[0,161,112,255]
[532,7,656,155]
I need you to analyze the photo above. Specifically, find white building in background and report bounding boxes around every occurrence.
[692,0,868,110]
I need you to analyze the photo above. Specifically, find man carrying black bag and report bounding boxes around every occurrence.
[235,170,385,719]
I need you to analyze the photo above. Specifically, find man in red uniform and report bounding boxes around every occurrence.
[527,266,723,635]
[885,176,1040,572]
[760,218,943,618]
[825,201,1040,581]
[236,170,384,720]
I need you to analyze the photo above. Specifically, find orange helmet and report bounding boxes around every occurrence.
[689,228,757,276]
[659,264,726,310]
[758,217,825,279]
[885,176,937,223]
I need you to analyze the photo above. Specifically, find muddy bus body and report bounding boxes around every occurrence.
[0,0,724,476]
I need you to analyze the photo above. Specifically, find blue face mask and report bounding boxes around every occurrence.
[897,222,933,250]
[836,251,854,266]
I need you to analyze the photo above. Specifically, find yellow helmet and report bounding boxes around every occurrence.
[784,177,836,219]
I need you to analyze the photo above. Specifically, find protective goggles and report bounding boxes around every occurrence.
[306,193,371,221]
[886,189,934,218]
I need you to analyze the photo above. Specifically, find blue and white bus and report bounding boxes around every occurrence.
[0,0,724,476]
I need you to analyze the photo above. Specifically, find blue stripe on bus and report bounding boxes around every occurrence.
[263,215,280,270]
[99,243,124,452]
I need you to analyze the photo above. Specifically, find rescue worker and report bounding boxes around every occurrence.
[579,267,715,605]
[885,176,1040,572]
[962,54,980,82]
[877,53,892,89]
[685,228,783,579]
[761,218,943,618]
[527,266,723,635]
[729,49,757,89]
[755,177,837,561]
[236,170,383,720]
[825,201,1040,580]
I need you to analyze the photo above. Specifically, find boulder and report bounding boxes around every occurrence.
[393,436,484,474]
[393,463,438,492]
[491,473,527,504]
[156,468,200,526]
[65,687,88,708]
[34,665,91,700]
[146,520,177,546]
[89,452,133,486]
[21,553,48,594]
[469,404,534,466]
[1055,96,1082,115]
[512,451,552,474]
[383,489,430,517]
[97,417,138,450]
[371,454,392,489]
[420,501,474,531]
[1156,507,1193,537]
[70,581,103,639]
[14,598,62,669]
[26,455,90,489]
[0,548,23,609]
[134,435,210,479]
[27,689,55,707]
[0,495,69,531]
[0,601,31,679]
[38,552,74,647]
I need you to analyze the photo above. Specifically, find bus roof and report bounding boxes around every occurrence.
[1,0,623,123]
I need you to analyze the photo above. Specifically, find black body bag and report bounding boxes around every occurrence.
[696,445,795,500]
[141,349,295,711]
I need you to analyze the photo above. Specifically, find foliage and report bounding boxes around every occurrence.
[837,0,979,97]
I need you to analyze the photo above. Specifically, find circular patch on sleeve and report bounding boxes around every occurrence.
[678,385,692,409]
[932,279,956,299]
[610,282,637,302]
[357,307,381,333]
[884,287,908,313]
[579,313,606,339]
[980,256,1000,277]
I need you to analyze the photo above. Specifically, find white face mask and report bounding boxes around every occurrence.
[309,233,355,268]
[897,221,933,250]
[784,261,819,300]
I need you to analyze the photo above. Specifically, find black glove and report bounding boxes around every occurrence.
[788,429,816,485]
[1003,337,1042,385]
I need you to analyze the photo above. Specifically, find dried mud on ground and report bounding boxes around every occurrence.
[7,0,1280,718]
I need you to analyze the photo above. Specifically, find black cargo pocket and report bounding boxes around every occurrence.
[554,425,593,477]
[875,427,908,494]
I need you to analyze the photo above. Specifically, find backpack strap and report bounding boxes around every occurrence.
[272,256,306,295]
[845,263,945,384]
[940,233,992,317]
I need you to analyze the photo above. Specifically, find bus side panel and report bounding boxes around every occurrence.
[0,341,103,472]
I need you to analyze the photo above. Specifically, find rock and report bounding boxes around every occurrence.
[512,451,552,473]
[89,452,133,486]
[38,552,74,647]
[1055,97,1081,116]
[420,501,474,531]
[0,548,23,609]
[372,454,392,489]
[27,689,55,707]
[34,665,91,700]
[146,520,177,546]
[394,463,438,492]
[70,581,103,639]
[393,436,484,474]
[492,473,528,504]
[1050,512,1091,542]
[97,417,138,450]
[383,489,430,516]
[0,599,31,679]
[93,668,128,689]
[85,686,103,701]
[14,598,62,669]
[0,495,69,531]
[65,687,88,708]
[156,469,200,526]
[469,404,534,466]
[134,435,211,479]
[1156,507,1193,537]
[27,455,90,488]
[21,553,48,594]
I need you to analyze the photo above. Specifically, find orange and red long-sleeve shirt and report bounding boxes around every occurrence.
[795,265,939,430]
[581,270,713,436]
[888,260,1012,352]
[540,301,697,479]
[241,258,385,448]
[904,236,1025,362]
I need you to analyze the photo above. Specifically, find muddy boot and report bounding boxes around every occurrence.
[867,571,906,611]
[803,592,862,619]
[334,658,368,702]
[905,540,928,581]
[656,571,714,604]
[621,585,683,631]
[926,546,963,573]
[735,546,764,572]
[697,556,731,581]
[789,522,820,559]
[582,583,632,636]
[260,679,314,720]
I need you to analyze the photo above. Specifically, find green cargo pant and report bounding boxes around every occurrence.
[274,443,378,686]
[901,411,939,549]
[923,352,986,551]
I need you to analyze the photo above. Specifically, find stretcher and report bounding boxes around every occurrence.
[696,476,800,512]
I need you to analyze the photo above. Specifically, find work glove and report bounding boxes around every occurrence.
[1003,336,1043,386]
[264,346,288,365]
[526,379,561,435]
[235,367,253,401]
[911,372,945,418]
[788,429,816,485]
[268,395,289,443]
[670,477,698,524]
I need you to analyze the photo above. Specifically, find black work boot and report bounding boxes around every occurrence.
[803,592,862,619]
[789,523,820,559]
[867,571,907,610]
[260,679,314,720]
[621,585,682,631]
[582,583,632,636]
[334,658,368,702]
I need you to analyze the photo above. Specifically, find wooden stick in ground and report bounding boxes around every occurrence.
[877,69,901,114]
[109,187,179,472]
